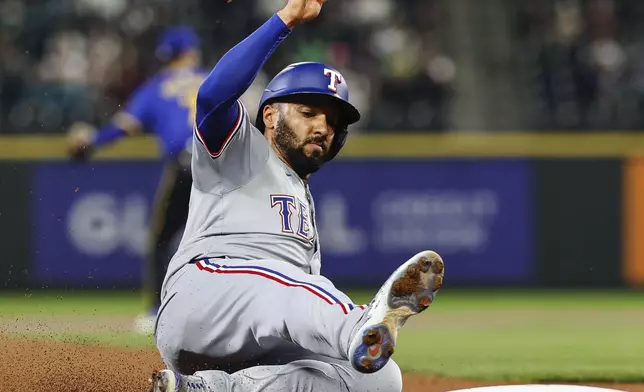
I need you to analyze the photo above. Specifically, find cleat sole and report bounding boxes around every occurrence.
[350,250,445,374]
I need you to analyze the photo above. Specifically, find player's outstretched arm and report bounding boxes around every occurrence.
[66,110,142,161]
[66,85,149,161]
[195,0,326,155]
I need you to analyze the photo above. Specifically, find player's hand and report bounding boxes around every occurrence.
[277,0,326,27]
[66,122,96,161]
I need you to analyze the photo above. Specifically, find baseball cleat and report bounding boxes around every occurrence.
[150,369,208,392]
[348,250,445,374]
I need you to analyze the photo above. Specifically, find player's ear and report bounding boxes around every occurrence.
[262,103,279,131]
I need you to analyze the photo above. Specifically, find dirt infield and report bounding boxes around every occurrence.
[2,338,643,392]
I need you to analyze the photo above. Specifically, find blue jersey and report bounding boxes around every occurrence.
[121,66,208,160]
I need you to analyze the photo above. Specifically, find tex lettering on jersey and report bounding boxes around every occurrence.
[270,194,313,242]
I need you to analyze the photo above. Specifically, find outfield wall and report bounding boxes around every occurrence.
[1,133,643,289]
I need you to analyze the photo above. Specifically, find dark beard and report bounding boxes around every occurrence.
[273,117,327,178]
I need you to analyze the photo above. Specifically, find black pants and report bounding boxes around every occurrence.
[146,161,192,310]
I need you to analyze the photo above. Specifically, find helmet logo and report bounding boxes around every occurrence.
[324,68,343,93]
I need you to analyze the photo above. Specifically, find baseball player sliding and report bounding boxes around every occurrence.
[151,1,445,391]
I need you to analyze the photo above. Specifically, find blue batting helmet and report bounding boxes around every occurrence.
[256,62,361,161]
[155,26,200,63]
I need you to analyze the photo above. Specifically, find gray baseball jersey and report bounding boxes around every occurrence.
[163,100,322,292]
[155,100,397,392]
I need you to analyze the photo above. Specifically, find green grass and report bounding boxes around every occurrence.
[347,288,644,310]
[0,290,144,316]
[1,289,644,382]
[396,325,644,382]
[395,289,644,381]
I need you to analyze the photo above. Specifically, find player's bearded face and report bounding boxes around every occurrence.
[273,107,334,178]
